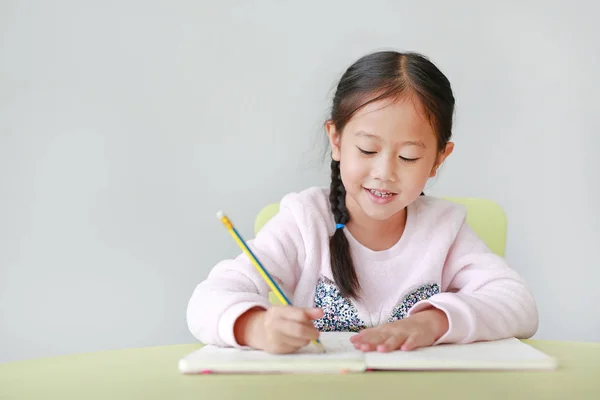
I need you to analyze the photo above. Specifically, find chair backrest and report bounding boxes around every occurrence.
[255,197,507,256]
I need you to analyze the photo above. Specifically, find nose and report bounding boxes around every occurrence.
[372,153,397,182]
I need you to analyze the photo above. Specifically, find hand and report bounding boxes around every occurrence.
[234,306,324,354]
[350,308,449,352]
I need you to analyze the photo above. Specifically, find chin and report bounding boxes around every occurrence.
[356,196,405,221]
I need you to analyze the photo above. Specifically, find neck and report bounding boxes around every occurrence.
[344,196,407,251]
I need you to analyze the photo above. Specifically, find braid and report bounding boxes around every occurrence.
[329,159,360,298]
[329,160,350,226]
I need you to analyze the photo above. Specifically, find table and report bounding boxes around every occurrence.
[1,339,599,399]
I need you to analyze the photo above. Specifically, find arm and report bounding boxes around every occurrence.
[408,222,539,344]
[186,196,306,347]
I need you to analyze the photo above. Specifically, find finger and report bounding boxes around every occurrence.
[279,307,322,323]
[353,330,387,346]
[358,342,377,352]
[401,332,430,351]
[264,337,307,354]
[350,331,365,343]
[377,334,407,353]
[350,327,384,344]
[349,329,372,344]
[278,320,320,341]
[304,307,324,320]
[352,331,389,352]
[281,314,319,330]
[272,306,307,322]
[278,332,311,349]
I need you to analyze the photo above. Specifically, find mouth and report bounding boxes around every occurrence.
[363,187,398,198]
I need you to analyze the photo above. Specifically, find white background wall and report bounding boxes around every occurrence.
[1,1,599,363]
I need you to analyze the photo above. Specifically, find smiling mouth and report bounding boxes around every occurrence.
[364,188,398,198]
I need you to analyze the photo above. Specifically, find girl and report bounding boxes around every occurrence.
[186,51,538,354]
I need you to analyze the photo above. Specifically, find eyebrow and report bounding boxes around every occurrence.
[403,140,426,148]
[355,131,380,140]
[354,131,426,148]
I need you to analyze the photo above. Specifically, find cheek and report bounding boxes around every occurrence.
[404,165,432,186]
[396,160,435,190]
[411,153,438,179]
[340,154,368,187]
[415,163,435,180]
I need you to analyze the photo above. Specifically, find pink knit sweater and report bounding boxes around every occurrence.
[187,187,538,347]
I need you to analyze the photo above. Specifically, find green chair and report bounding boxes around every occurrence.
[254,197,507,257]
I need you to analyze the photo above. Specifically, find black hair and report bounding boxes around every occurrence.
[328,51,455,298]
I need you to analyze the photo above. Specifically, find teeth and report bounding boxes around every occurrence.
[369,189,395,198]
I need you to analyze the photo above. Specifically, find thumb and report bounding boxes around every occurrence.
[304,307,324,319]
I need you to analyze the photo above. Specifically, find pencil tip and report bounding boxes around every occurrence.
[315,341,326,353]
[216,210,224,219]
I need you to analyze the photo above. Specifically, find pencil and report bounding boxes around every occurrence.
[216,210,325,353]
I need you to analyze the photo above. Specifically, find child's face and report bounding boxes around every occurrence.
[327,96,453,222]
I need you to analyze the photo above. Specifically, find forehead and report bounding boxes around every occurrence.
[343,96,436,144]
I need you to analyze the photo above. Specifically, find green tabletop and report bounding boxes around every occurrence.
[1,339,599,400]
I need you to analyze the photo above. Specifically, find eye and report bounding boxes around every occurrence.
[357,147,376,155]
[399,156,419,163]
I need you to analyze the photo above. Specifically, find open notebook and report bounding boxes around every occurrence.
[179,332,557,374]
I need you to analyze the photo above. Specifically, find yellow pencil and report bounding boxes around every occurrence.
[216,210,325,353]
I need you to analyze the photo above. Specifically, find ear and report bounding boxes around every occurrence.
[430,142,454,178]
[325,120,342,161]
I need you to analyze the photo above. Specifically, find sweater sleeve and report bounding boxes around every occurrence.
[186,194,306,348]
[407,221,539,344]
